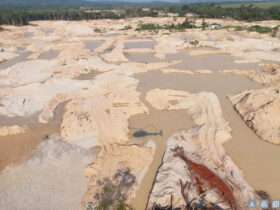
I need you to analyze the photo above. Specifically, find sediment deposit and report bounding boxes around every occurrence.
[230,86,280,144]
[227,63,280,145]
[0,125,26,136]
[224,63,280,85]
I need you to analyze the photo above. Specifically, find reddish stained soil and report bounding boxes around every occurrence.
[173,147,238,210]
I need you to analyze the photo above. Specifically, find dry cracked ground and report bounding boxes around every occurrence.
[0,17,280,210]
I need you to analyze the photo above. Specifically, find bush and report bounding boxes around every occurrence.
[136,23,162,31]
[136,19,197,32]
[94,28,102,33]
[272,25,280,37]
[88,168,136,210]
[248,25,273,33]
[121,25,132,30]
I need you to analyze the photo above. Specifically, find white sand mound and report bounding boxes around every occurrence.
[0,59,57,86]
[0,138,95,210]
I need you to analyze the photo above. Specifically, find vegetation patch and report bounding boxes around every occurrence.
[227,25,246,31]
[136,18,197,32]
[121,25,132,30]
[225,24,280,36]
[86,168,135,210]
[248,25,273,34]
[94,28,103,33]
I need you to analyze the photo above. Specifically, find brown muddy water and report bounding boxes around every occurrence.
[129,94,193,210]
[134,69,280,200]
[0,102,65,171]
[166,51,261,71]
[0,100,96,210]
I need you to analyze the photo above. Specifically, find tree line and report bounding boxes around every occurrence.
[0,8,125,25]
[1,4,280,26]
[180,4,280,21]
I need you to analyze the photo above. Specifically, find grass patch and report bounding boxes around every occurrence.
[225,24,280,36]
[136,21,279,37]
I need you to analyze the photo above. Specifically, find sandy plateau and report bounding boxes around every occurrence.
[0,17,280,210]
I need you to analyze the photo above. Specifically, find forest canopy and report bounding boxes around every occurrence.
[1,3,280,26]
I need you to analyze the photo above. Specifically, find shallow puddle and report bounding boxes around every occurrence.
[0,51,31,70]
[38,50,59,60]
[24,32,34,38]
[104,32,120,37]
[74,71,100,80]
[0,102,65,171]
[84,40,104,52]
[125,52,161,63]
[135,70,280,199]
[42,28,54,35]
[124,40,155,49]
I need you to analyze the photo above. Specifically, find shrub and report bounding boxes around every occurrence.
[94,28,102,33]
[136,23,162,31]
[90,168,136,210]
[248,25,273,33]
[121,25,132,30]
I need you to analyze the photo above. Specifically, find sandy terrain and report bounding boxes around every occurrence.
[0,17,280,210]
